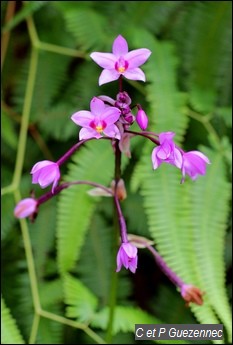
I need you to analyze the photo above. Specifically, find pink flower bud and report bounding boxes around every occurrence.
[31,160,60,193]
[116,242,138,273]
[136,109,148,130]
[14,198,37,219]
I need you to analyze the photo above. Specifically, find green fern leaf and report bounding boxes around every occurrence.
[129,29,188,144]
[76,212,132,306]
[63,8,108,51]
[57,140,116,274]
[131,143,231,343]
[12,52,72,122]
[1,111,18,150]
[29,198,57,278]
[1,193,16,242]
[189,147,232,342]
[64,274,98,322]
[172,1,232,112]
[91,305,161,335]
[1,297,25,344]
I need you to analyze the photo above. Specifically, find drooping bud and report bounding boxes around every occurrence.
[111,178,127,201]
[136,109,148,130]
[180,284,204,306]
[116,242,138,273]
[14,198,38,219]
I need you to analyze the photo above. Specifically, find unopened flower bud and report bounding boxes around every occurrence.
[136,109,148,130]
[14,198,38,219]
[180,284,204,306]
[111,179,127,201]
[116,242,138,273]
[31,160,60,193]
[124,114,135,124]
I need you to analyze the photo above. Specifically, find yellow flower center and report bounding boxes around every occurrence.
[95,125,103,133]
[117,66,126,73]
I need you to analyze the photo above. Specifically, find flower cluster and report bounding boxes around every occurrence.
[14,34,209,306]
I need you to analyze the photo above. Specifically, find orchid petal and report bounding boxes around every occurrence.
[99,69,120,85]
[101,106,121,124]
[71,111,94,127]
[14,198,37,219]
[125,48,151,68]
[112,35,128,56]
[90,52,116,68]
[90,97,106,116]
[31,160,54,174]
[187,151,210,164]
[103,124,121,140]
[173,148,183,169]
[98,95,115,105]
[122,243,137,258]
[123,68,146,81]
[151,147,161,170]
[37,167,58,188]
[79,127,101,140]
[159,132,175,145]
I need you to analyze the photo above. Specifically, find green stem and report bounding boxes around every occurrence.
[14,191,41,312]
[39,310,106,344]
[188,109,220,144]
[12,47,38,187]
[29,314,40,344]
[1,0,16,71]
[38,41,86,58]
[105,142,122,343]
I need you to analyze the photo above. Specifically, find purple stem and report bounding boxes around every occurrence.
[37,180,113,206]
[56,139,90,166]
[119,75,123,93]
[125,129,160,145]
[146,244,185,289]
[114,194,128,243]
[56,137,113,167]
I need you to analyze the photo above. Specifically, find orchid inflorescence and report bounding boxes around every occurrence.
[14,35,209,306]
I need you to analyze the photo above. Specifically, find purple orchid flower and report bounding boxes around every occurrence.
[31,160,60,193]
[71,97,121,140]
[90,35,151,85]
[14,198,38,219]
[151,132,182,170]
[116,242,138,273]
[181,151,210,183]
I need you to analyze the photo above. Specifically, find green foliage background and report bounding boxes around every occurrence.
[1,1,232,344]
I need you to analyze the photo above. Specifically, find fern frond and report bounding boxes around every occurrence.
[57,140,116,274]
[172,1,232,111]
[63,8,109,51]
[64,274,98,322]
[1,194,16,241]
[91,305,161,335]
[1,297,25,344]
[129,29,189,144]
[76,211,132,306]
[37,280,64,344]
[29,199,57,278]
[12,52,71,122]
[1,111,18,150]
[131,143,231,342]
[189,147,232,342]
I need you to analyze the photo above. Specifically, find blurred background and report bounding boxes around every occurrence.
[1,1,232,344]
